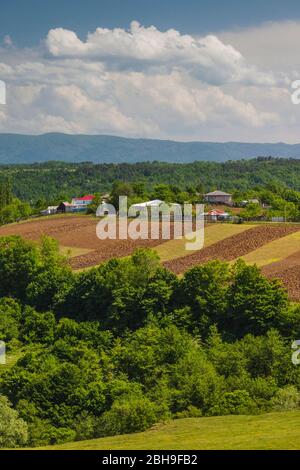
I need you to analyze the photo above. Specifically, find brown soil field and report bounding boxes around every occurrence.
[262,250,300,302]
[0,216,183,269]
[163,225,300,274]
[1,218,299,301]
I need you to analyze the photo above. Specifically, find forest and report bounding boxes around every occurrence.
[0,157,300,224]
[0,236,300,447]
[0,157,300,204]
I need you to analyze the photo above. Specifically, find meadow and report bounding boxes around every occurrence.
[39,412,300,450]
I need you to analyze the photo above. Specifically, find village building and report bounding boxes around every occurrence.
[204,190,232,205]
[56,195,95,214]
[40,205,58,216]
[130,200,182,220]
[71,195,95,206]
[204,209,230,222]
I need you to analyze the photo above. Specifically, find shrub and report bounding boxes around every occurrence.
[271,386,300,411]
[0,298,22,344]
[97,395,158,437]
[72,411,98,441]
[27,418,75,446]
[21,307,56,344]
[209,390,255,416]
[175,405,202,419]
[0,395,28,448]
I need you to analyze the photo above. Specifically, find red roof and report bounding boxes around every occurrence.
[207,209,227,215]
[72,195,95,201]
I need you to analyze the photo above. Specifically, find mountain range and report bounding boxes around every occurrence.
[1,133,300,164]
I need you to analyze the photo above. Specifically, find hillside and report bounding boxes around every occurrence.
[1,157,300,203]
[1,217,299,300]
[1,133,300,164]
[39,412,300,450]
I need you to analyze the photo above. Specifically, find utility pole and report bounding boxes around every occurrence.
[284,205,287,232]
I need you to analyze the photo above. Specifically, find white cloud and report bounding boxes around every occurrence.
[0,21,299,141]
[220,20,300,73]
[45,21,279,87]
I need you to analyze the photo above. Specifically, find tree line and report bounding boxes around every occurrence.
[0,157,300,204]
[0,177,31,225]
[0,236,300,447]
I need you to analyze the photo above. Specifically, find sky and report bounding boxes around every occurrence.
[1,0,300,142]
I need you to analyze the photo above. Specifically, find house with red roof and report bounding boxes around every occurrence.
[205,209,230,222]
[56,195,95,213]
[71,195,95,206]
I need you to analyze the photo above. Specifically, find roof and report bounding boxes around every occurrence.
[205,190,232,196]
[72,195,95,201]
[60,201,72,206]
[131,199,163,208]
[131,199,181,209]
[206,209,228,215]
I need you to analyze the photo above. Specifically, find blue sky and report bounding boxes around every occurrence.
[2,0,300,46]
[1,1,300,142]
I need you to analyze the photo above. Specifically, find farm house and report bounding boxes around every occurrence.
[130,200,182,220]
[40,205,58,216]
[57,195,95,213]
[204,190,232,205]
[205,209,230,222]
[71,195,95,206]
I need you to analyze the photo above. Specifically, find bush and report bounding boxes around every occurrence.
[21,307,56,344]
[0,395,28,448]
[27,418,76,446]
[72,411,98,441]
[271,386,300,411]
[97,395,158,437]
[175,405,202,419]
[209,390,255,416]
[0,298,21,344]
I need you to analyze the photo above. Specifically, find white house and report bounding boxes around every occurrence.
[130,200,181,220]
[40,206,58,216]
[130,199,164,212]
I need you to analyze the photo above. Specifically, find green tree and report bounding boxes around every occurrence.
[0,298,22,344]
[177,261,230,336]
[226,260,288,337]
[0,395,28,448]
[97,395,158,437]
[0,236,39,301]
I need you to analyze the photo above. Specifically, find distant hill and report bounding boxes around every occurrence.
[1,133,300,164]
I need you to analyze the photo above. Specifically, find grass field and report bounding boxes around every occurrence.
[155,224,254,262]
[37,411,300,450]
[59,246,93,258]
[239,230,300,267]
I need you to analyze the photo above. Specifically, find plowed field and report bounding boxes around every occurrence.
[164,225,300,274]
[0,216,181,270]
[1,217,299,300]
[262,250,300,302]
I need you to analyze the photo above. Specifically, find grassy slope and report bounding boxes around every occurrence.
[38,411,300,450]
[155,224,255,262]
[239,230,300,267]
[59,246,93,258]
